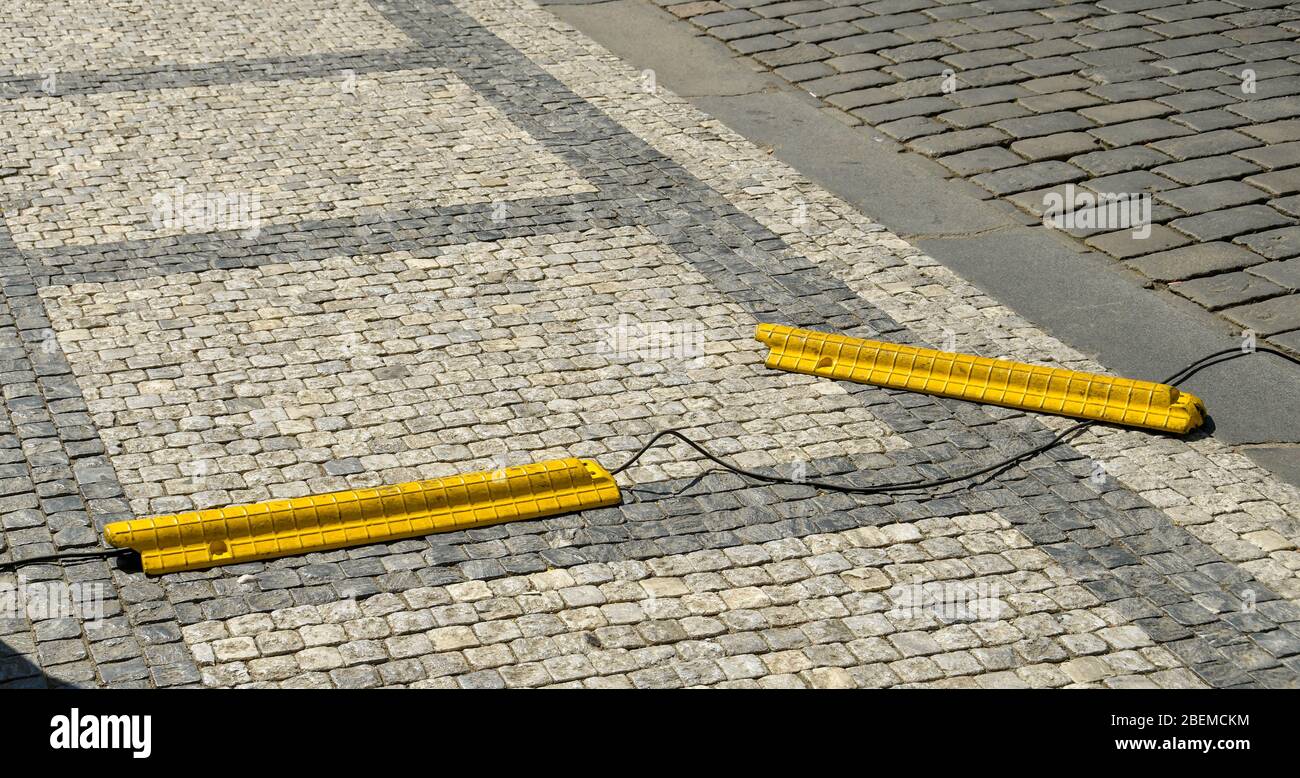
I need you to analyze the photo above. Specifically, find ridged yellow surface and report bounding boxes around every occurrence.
[105,458,621,574]
[756,324,1204,434]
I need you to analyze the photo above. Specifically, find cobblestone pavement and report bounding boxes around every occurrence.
[2,0,1300,689]
[636,0,1300,353]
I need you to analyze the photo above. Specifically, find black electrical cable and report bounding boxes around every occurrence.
[612,421,1096,495]
[1160,346,1296,385]
[0,547,132,574]
[4,345,1298,572]
[609,346,1300,496]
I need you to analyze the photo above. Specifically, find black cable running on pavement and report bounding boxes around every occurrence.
[4,346,1298,572]
[608,346,1300,496]
[0,547,133,574]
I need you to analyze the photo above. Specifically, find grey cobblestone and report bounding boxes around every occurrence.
[656,0,1300,352]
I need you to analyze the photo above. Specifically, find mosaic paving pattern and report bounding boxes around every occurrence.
[1,68,594,249]
[1,0,414,76]
[41,228,903,511]
[0,0,1298,689]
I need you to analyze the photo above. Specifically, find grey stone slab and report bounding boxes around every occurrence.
[1155,154,1262,185]
[1126,242,1269,281]
[753,42,832,67]
[1237,226,1300,259]
[802,70,893,97]
[1083,62,1168,84]
[693,9,759,28]
[774,61,836,82]
[972,160,1087,194]
[908,127,1009,157]
[1268,328,1300,355]
[1169,271,1287,310]
[825,52,890,73]
[825,87,895,110]
[1017,90,1105,113]
[1085,170,1178,194]
[1273,194,1300,218]
[1070,145,1173,175]
[1247,168,1300,196]
[712,19,793,41]
[1158,88,1237,114]
[1241,120,1300,144]
[877,116,948,140]
[1015,55,1089,78]
[1168,204,1294,241]
[1090,117,1195,146]
[1222,293,1300,335]
[823,32,911,56]
[1247,257,1300,290]
[1238,141,1300,170]
[1228,95,1300,123]
[1156,180,1269,214]
[1084,224,1191,258]
[1172,108,1250,132]
[938,102,1031,128]
[1079,99,1174,125]
[1010,131,1101,160]
[855,96,960,124]
[1150,130,1262,163]
[939,146,1026,176]
[1024,74,1095,95]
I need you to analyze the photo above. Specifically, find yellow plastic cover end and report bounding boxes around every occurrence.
[756,323,1204,434]
[105,457,621,574]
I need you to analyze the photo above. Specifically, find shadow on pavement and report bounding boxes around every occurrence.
[0,638,52,689]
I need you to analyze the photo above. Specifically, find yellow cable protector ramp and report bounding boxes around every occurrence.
[756,324,1204,434]
[105,458,621,574]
